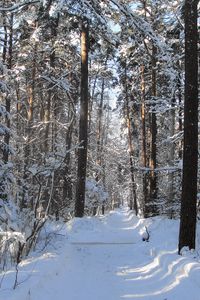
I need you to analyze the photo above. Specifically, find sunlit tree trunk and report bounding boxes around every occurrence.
[124,62,138,215]
[75,18,89,217]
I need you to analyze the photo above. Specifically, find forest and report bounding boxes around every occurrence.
[0,0,199,298]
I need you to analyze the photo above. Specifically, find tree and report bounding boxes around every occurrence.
[124,60,138,214]
[2,11,13,164]
[140,64,148,216]
[75,18,89,217]
[178,0,198,253]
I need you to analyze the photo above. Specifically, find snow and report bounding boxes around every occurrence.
[1,207,200,300]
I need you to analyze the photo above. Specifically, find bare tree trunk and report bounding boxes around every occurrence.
[124,62,138,215]
[75,19,89,217]
[88,63,99,136]
[22,40,37,210]
[44,15,59,153]
[96,79,105,179]
[101,106,110,215]
[178,0,198,253]
[62,108,75,206]
[3,13,13,163]
[44,94,51,153]
[2,13,7,63]
[92,78,105,216]
[140,65,148,217]
[168,97,175,218]
[149,45,158,216]
[178,75,183,159]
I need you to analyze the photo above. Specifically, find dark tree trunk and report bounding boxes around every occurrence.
[92,78,105,216]
[63,110,74,205]
[3,13,13,164]
[49,15,60,218]
[75,19,89,217]
[95,78,105,181]
[149,45,158,216]
[168,96,175,218]
[140,65,148,217]
[178,0,198,253]
[44,14,59,153]
[2,13,7,63]
[22,38,37,210]
[178,75,183,159]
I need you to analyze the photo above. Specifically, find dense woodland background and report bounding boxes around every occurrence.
[0,0,199,268]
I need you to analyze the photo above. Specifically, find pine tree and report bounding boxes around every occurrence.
[75,18,89,217]
[178,0,198,253]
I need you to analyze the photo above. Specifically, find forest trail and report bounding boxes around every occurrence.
[1,207,200,300]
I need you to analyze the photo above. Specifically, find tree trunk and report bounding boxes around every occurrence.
[178,75,183,159]
[44,15,59,153]
[75,19,89,217]
[3,13,13,163]
[125,62,138,215]
[149,45,158,216]
[178,0,198,253]
[2,13,7,63]
[92,78,105,216]
[88,63,99,137]
[62,109,74,206]
[140,65,148,217]
[168,97,175,218]
[95,78,105,180]
[22,40,37,210]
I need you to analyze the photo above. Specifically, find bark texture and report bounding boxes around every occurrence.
[75,19,89,217]
[178,0,198,253]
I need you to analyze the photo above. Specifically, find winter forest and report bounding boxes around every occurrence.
[0,0,199,299]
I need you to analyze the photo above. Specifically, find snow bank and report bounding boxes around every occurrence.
[1,207,200,300]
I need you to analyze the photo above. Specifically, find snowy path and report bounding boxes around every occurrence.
[1,207,200,300]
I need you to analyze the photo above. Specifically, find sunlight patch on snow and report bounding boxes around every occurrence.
[1,207,200,300]
[20,252,57,267]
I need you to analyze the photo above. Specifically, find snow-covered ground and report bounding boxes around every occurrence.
[1,207,200,300]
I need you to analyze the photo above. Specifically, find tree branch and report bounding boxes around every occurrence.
[0,0,39,12]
